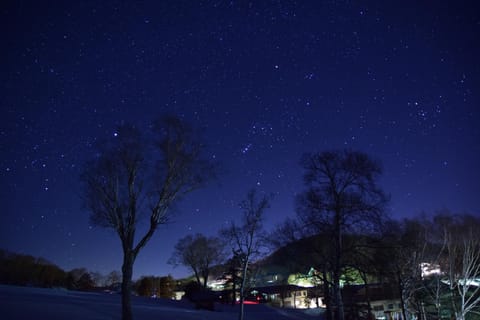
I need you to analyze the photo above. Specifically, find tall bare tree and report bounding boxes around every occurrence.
[81,115,214,320]
[221,189,271,320]
[439,214,480,320]
[169,233,225,288]
[455,232,480,319]
[296,150,388,320]
[380,218,428,320]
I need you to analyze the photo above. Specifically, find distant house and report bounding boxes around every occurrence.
[253,284,324,309]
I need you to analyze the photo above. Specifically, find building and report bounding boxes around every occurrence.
[343,284,403,320]
[253,284,325,309]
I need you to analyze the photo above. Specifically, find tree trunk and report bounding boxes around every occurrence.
[121,252,135,320]
[239,260,249,320]
[333,274,344,320]
[364,276,373,319]
[193,269,201,287]
[323,269,333,320]
[202,271,208,288]
[450,287,459,320]
[397,274,407,320]
[334,210,344,320]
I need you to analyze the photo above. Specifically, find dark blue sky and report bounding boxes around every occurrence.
[1,1,479,279]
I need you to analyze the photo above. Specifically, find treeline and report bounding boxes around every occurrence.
[0,249,182,297]
[0,249,67,288]
[0,249,121,291]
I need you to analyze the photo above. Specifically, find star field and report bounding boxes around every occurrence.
[1,1,479,279]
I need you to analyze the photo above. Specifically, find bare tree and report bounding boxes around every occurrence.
[221,189,271,320]
[81,116,214,320]
[169,233,225,288]
[296,150,388,320]
[441,214,480,320]
[456,232,480,319]
[106,270,121,288]
[380,218,428,320]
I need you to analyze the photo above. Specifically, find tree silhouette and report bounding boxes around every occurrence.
[169,233,225,288]
[221,189,271,320]
[0,250,67,288]
[106,270,121,288]
[379,218,427,320]
[158,275,175,299]
[438,214,480,320]
[81,115,214,320]
[136,276,158,297]
[296,150,388,320]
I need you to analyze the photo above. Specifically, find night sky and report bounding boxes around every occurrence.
[1,1,479,279]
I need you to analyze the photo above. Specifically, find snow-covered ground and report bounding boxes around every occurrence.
[0,285,324,320]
